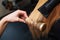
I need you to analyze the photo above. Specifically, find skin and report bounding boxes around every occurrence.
[0,10,28,36]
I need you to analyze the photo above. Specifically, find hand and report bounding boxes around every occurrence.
[3,10,28,23]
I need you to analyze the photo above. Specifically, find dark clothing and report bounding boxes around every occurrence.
[0,22,32,40]
[41,19,60,40]
[48,19,60,40]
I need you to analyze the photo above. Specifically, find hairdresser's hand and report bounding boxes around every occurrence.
[3,10,28,23]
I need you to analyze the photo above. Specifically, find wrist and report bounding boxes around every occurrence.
[0,17,8,24]
[0,17,8,36]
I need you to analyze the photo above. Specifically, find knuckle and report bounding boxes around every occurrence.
[17,10,20,12]
[24,11,27,14]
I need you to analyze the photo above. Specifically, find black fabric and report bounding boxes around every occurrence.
[48,19,60,40]
[38,0,60,18]
[40,19,60,40]
[0,22,33,40]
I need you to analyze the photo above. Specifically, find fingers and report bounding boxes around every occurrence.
[10,10,28,23]
[17,18,25,23]
[16,10,28,18]
[16,10,28,22]
[23,11,28,18]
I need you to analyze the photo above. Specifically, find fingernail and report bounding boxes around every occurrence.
[22,20,25,23]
